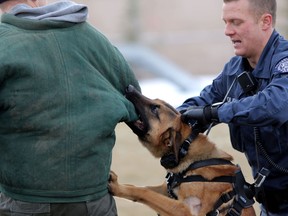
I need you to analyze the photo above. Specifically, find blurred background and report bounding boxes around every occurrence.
[76,0,288,106]
[72,1,288,215]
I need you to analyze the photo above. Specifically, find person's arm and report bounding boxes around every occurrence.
[219,70,288,127]
[182,58,288,128]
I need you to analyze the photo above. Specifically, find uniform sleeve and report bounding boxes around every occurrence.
[219,58,288,127]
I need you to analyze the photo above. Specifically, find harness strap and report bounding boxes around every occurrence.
[179,175,235,185]
[207,169,257,216]
[182,158,234,175]
[178,128,200,159]
[166,173,236,200]
[166,158,235,199]
[212,190,236,212]
[206,190,236,216]
[166,159,256,216]
[226,201,243,216]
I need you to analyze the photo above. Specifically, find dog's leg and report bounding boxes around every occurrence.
[109,171,192,216]
[146,183,168,196]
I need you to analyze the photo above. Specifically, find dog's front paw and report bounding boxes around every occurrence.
[108,170,121,196]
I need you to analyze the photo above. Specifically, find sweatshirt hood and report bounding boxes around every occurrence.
[8,1,87,23]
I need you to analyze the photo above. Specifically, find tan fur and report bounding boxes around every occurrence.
[109,86,256,216]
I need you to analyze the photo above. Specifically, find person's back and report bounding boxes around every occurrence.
[0,0,140,215]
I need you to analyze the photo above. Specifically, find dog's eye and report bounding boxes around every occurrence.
[150,105,160,115]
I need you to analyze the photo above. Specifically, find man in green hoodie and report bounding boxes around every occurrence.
[0,0,140,215]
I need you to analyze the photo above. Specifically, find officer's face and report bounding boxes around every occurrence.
[221,0,269,66]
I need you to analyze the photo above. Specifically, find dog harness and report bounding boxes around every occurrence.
[165,158,257,216]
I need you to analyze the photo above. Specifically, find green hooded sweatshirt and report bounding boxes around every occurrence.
[0,13,140,203]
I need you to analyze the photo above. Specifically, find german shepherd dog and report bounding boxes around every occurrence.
[109,85,256,216]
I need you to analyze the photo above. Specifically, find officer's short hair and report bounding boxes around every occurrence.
[223,0,277,27]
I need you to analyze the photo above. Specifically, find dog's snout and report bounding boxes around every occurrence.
[126,85,136,94]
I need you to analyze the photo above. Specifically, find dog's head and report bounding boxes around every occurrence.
[125,85,191,162]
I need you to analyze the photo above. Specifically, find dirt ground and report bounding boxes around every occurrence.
[111,123,261,215]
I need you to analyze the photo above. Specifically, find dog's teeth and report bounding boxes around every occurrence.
[135,120,145,130]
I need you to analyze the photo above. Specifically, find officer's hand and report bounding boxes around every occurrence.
[181,105,219,125]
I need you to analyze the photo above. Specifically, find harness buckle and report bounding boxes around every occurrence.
[165,172,179,199]
[166,172,179,188]
[233,168,255,209]
[165,172,173,185]
[178,139,189,158]
[220,190,235,203]
[227,207,241,216]
[254,167,270,188]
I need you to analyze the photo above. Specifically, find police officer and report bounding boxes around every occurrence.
[178,0,288,215]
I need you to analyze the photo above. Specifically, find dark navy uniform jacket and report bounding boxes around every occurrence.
[178,30,288,190]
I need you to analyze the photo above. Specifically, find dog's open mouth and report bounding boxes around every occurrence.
[134,118,145,131]
[125,85,150,138]
[127,112,149,138]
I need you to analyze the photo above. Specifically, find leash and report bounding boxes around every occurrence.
[205,76,239,137]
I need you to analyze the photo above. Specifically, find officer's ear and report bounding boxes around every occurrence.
[260,13,273,30]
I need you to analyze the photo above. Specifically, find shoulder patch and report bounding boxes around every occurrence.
[276,58,288,72]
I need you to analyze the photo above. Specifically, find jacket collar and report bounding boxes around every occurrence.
[239,30,280,79]
[253,30,279,79]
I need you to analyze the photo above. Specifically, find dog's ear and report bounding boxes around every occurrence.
[173,130,183,163]
[161,128,182,164]
[161,128,174,147]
